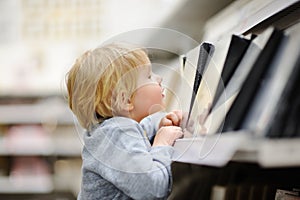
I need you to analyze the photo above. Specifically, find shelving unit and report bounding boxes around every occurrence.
[0,96,82,199]
[170,0,300,199]
[172,0,300,167]
[0,0,299,199]
[173,133,300,168]
[202,0,300,41]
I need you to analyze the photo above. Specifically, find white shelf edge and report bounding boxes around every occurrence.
[173,132,300,168]
[0,176,53,194]
[258,138,300,167]
[0,175,80,194]
[235,0,299,35]
[0,150,82,157]
[0,103,75,125]
[172,131,249,167]
[0,142,82,156]
[203,0,299,41]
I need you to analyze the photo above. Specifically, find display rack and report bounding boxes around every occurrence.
[173,132,300,168]
[172,0,300,169]
[0,95,82,199]
[170,0,300,199]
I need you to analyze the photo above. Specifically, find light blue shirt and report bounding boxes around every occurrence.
[78,112,174,200]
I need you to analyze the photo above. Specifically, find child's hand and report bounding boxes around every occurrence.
[152,126,183,146]
[159,110,182,127]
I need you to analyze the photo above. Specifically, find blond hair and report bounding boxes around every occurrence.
[66,43,149,130]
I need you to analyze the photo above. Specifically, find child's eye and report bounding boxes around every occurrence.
[148,74,152,79]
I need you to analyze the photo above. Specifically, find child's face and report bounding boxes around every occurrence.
[130,64,165,122]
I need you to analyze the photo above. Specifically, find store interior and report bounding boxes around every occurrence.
[0,0,299,199]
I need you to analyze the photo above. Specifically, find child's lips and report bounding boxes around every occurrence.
[162,88,165,97]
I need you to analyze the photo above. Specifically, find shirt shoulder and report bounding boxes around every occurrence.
[100,117,144,137]
[85,117,151,152]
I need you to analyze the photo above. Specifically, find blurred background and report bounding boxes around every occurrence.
[0,0,233,96]
[0,0,233,199]
[1,0,300,199]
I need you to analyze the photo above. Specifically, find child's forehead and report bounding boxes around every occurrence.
[136,63,151,71]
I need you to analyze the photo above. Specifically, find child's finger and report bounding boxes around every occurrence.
[166,112,180,126]
[162,118,173,126]
[173,110,183,121]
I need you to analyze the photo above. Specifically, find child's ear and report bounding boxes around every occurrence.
[120,92,134,111]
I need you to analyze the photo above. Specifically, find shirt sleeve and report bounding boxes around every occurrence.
[140,111,166,143]
[83,118,174,200]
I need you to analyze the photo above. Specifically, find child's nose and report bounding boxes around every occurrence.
[155,74,163,85]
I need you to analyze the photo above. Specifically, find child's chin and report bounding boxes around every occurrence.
[148,104,165,114]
